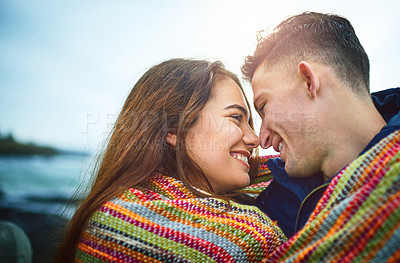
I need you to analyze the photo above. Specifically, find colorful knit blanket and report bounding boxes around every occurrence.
[265,130,400,262]
[76,174,286,262]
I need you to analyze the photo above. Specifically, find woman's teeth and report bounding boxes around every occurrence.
[278,141,283,152]
[231,153,248,163]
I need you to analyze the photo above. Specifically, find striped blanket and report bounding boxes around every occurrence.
[265,130,400,262]
[75,174,286,262]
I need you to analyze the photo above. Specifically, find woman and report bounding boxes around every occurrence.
[55,59,286,262]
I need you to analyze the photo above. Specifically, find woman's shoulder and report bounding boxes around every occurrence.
[80,191,286,262]
[90,174,197,218]
[77,173,287,262]
[113,173,197,202]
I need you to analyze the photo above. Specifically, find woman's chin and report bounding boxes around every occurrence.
[229,176,251,192]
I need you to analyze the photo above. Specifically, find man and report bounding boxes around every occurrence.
[242,12,400,261]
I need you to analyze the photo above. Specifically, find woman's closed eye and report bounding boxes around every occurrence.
[230,114,244,123]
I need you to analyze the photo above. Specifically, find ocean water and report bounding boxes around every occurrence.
[0,154,93,216]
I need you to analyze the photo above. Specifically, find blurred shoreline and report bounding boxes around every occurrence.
[0,132,89,157]
[0,203,70,262]
[0,149,91,263]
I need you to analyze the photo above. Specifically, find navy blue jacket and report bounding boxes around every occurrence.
[255,88,400,238]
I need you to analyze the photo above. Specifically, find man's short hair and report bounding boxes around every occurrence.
[242,12,370,95]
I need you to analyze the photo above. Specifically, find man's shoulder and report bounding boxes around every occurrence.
[269,130,400,261]
[372,87,400,122]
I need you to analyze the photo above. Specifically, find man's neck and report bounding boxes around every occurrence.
[321,99,387,180]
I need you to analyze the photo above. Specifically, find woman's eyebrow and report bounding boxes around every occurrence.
[224,104,248,117]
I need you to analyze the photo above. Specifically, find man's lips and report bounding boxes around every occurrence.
[272,137,284,152]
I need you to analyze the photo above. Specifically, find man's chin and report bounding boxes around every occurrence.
[284,162,302,178]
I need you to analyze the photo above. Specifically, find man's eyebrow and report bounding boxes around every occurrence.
[224,104,248,116]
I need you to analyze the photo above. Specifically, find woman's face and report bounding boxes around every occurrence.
[185,77,260,193]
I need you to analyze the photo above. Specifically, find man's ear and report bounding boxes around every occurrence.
[166,132,177,147]
[298,61,320,99]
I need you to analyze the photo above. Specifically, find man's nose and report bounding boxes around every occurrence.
[259,119,272,149]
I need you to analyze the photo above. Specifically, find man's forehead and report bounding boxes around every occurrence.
[252,59,293,87]
[252,62,266,86]
[251,62,272,96]
[251,61,291,105]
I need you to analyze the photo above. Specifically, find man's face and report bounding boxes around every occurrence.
[252,62,326,177]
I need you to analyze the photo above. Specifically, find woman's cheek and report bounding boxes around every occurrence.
[227,124,244,145]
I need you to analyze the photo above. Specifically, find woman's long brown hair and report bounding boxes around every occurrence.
[54,59,257,262]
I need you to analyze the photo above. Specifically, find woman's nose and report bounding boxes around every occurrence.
[243,127,260,149]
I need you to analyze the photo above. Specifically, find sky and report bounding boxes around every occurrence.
[1,0,400,155]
